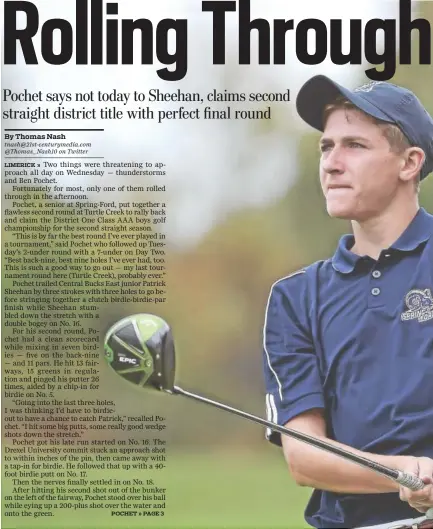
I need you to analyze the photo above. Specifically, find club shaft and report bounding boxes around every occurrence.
[172,386,425,492]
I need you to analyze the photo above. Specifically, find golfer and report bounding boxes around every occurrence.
[263,75,433,529]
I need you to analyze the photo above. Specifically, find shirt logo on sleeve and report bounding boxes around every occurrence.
[401,288,433,323]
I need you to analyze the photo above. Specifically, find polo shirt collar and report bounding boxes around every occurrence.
[332,234,359,274]
[332,208,433,274]
[390,207,433,251]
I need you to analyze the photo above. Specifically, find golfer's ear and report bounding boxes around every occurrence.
[399,147,425,184]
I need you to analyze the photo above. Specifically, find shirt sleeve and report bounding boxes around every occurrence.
[263,274,325,446]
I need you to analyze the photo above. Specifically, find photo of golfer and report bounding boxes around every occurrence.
[263,76,433,529]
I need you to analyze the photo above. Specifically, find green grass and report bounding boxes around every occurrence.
[2,451,312,529]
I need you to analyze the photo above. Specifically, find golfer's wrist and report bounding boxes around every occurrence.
[376,454,417,491]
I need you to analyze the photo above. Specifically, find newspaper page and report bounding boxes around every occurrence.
[2,1,433,528]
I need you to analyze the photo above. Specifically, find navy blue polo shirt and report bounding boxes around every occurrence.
[263,208,433,529]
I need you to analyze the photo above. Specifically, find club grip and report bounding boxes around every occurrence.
[396,471,425,491]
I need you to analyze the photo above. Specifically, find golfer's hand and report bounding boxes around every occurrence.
[399,457,433,513]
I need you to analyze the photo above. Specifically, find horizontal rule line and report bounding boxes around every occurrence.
[5,129,104,131]
[5,157,105,159]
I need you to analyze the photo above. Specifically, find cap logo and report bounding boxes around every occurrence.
[354,81,384,93]
[401,288,433,323]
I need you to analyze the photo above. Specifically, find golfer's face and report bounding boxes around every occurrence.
[319,108,404,221]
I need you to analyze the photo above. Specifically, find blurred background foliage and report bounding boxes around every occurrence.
[3,2,433,527]
[110,2,433,446]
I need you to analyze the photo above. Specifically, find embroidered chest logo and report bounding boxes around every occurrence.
[401,289,433,322]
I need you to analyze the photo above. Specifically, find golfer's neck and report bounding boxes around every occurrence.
[350,201,419,260]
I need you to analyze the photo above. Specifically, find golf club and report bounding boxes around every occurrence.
[103,313,433,509]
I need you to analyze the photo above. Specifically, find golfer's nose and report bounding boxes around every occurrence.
[324,141,348,170]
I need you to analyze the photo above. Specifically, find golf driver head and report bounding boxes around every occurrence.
[103,314,175,392]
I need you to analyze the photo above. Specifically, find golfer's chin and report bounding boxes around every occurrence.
[325,198,357,220]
